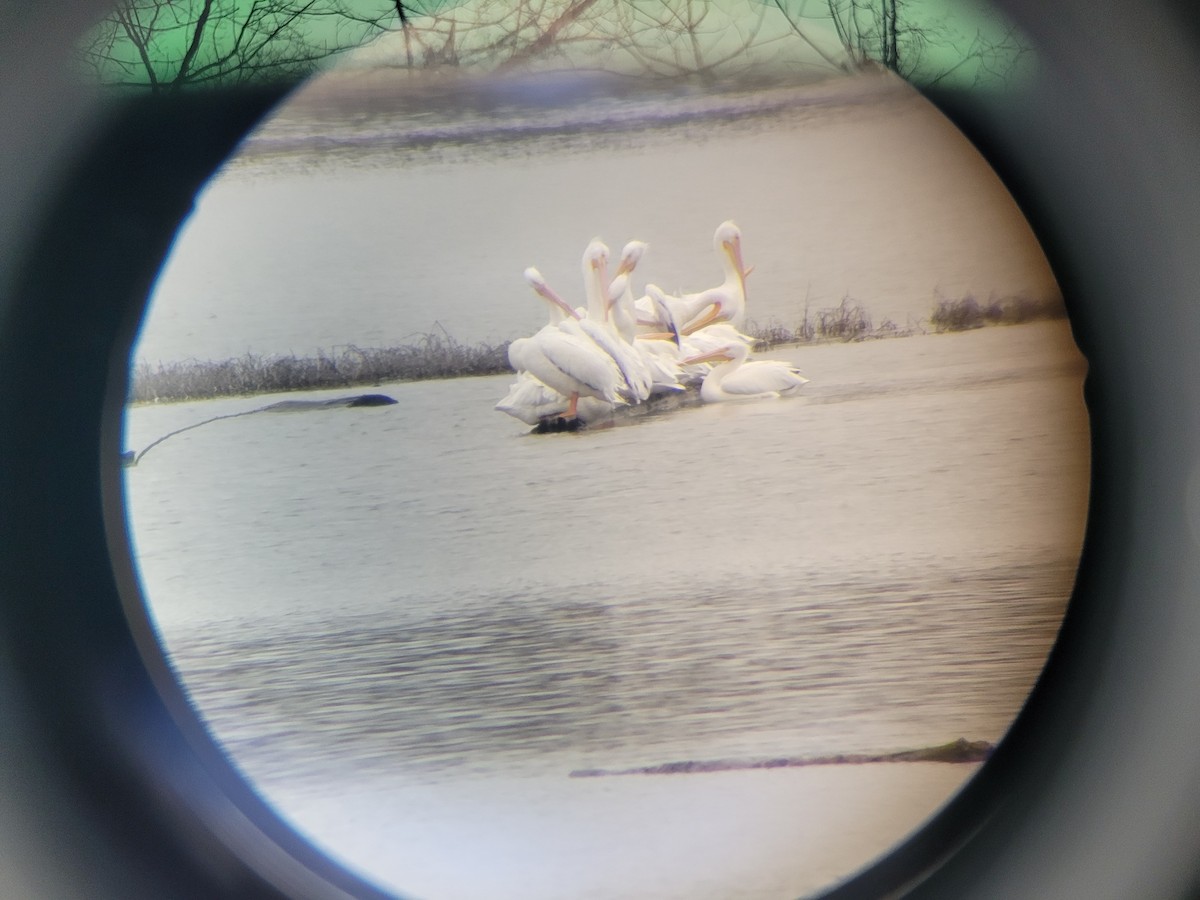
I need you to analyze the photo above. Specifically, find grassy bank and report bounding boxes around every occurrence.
[130,294,1066,403]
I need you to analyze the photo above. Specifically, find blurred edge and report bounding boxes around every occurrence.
[833,0,1200,897]
[0,5,388,898]
[3,1,1200,899]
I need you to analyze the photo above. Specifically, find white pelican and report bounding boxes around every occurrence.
[606,273,685,395]
[565,240,659,402]
[524,253,651,403]
[609,251,682,348]
[679,321,756,357]
[508,267,628,419]
[494,372,614,425]
[682,342,809,402]
[610,241,649,344]
[614,239,649,281]
[637,220,749,334]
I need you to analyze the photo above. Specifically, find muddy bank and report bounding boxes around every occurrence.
[570,738,993,777]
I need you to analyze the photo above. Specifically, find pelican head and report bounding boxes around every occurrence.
[584,238,610,273]
[524,266,579,320]
[615,240,649,278]
[582,238,611,320]
[523,266,546,289]
[714,220,748,281]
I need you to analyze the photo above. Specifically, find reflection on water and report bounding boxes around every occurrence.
[171,557,1073,785]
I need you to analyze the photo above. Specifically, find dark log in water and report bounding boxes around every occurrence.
[568,738,993,778]
[532,416,586,433]
[259,394,398,412]
[125,393,397,466]
[528,387,705,435]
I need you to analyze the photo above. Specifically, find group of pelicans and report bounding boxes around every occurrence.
[495,221,809,430]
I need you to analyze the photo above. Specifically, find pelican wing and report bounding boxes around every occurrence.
[538,329,626,404]
[722,360,809,396]
[636,343,684,393]
[507,336,538,374]
[574,318,652,402]
[495,372,566,424]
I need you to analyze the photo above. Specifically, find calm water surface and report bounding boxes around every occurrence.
[123,73,1087,898]
[124,322,1088,897]
[136,75,1057,363]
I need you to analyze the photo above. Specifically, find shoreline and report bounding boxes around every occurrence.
[570,737,993,778]
[129,294,1066,405]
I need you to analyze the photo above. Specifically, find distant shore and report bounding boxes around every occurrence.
[129,294,1065,404]
[570,737,994,778]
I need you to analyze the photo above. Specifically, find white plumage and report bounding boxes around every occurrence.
[497,221,806,427]
[636,220,749,334]
[683,342,809,402]
[506,266,628,419]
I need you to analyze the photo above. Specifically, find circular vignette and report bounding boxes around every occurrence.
[2,2,1200,899]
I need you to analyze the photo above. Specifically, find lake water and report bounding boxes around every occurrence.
[121,72,1089,898]
[135,72,1058,363]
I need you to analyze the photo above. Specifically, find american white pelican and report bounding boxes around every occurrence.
[606,273,686,395]
[573,240,658,402]
[637,220,749,334]
[614,239,649,281]
[609,242,648,344]
[508,267,628,419]
[608,272,637,343]
[682,342,809,402]
[608,240,685,348]
[524,250,651,403]
[679,321,756,357]
[612,239,692,357]
[494,372,615,425]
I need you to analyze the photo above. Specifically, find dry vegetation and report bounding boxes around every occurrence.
[928,294,1066,332]
[130,332,510,403]
[130,294,1067,403]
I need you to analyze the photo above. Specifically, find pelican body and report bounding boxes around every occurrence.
[683,342,809,402]
[637,220,749,334]
[508,265,628,419]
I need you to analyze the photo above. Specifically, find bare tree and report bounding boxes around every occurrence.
[374,0,827,81]
[77,0,404,91]
[78,0,1029,91]
[774,0,1031,86]
[597,0,783,82]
